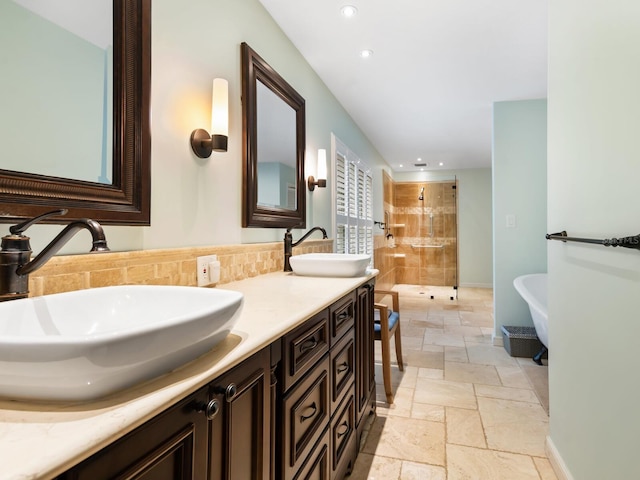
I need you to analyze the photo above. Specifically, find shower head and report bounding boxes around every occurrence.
[418,187,424,201]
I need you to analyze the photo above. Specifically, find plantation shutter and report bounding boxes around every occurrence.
[332,136,374,262]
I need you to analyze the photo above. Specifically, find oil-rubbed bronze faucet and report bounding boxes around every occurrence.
[284,226,328,272]
[0,209,110,302]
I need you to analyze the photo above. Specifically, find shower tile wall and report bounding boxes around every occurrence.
[392,182,457,287]
[375,171,397,290]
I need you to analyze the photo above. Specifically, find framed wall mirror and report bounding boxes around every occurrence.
[0,0,151,225]
[241,42,306,228]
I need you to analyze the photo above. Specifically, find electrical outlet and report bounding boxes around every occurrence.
[197,255,217,287]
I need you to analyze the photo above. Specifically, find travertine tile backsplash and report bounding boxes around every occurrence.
[28,239,333,297]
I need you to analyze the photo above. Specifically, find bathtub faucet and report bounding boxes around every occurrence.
[284,226,328,272]
[0,209,110,302]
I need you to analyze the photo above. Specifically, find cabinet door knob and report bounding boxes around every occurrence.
[225,383,237,401]
[194,398,220,420]
[213,383,238,402]
[204,399,220,420]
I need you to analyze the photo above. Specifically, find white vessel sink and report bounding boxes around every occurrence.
[289,253,371,277]
[0,285,243,402]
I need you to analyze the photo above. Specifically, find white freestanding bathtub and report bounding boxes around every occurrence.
[513,273,548,349]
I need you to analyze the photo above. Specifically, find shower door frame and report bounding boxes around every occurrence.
[394,178,459,294]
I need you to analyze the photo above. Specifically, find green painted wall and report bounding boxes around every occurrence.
[12,0,387,254]
[492,99,547,340]
[147,0,387,249]
[548,1,640,478]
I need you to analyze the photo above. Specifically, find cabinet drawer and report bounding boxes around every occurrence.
[329,292,356,345]
[292,427,331,480]
[330,329,355,413]
[282,310,330,392]
[331,393,356,480]
[282,354,331,479]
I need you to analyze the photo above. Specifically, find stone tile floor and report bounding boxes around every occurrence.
[350,285,556,480]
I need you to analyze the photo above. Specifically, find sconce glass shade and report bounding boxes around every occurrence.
[191,78,229,157]
[211,78,228,138]
[317,149,327,180]
[308,148,328,191]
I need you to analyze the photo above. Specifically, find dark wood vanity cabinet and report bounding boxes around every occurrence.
[331,393,356,480]
[292,427,331,480]
[58,281,375,480]
[355,281,376,445]
[330,329,355,414]
[59,387,210,480]
[208,346,271,480]
[59,347,271,480]
[281,354,331,479]
[329,291,356,345]
[279,310,332,479]
[281,309,330,393]
[277,288,371,480]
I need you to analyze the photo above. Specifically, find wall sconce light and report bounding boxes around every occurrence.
[308,148,327,191]
[190,78,229,157]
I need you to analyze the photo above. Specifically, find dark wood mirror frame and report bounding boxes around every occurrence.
[0,0,151,226]
[241,42,306,229]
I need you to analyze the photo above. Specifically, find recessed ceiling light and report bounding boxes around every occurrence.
[360,49,373,58]
[399,164,404,168]
[417,157,422,162]
[341,5,358,18]
[439,162,444,166]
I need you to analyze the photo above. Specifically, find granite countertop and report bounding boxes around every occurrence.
[0,270,377,480]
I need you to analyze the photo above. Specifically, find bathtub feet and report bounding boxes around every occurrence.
[533,346,548,366]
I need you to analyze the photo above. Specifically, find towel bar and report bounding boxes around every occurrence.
[546,231,640,250]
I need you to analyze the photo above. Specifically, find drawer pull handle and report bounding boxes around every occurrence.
[300,338,318,353]
[336,421,350,438]
[337,362,349,374]
[337,311,349,321]
[300,402,317,422]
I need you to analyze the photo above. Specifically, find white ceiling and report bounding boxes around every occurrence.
[258,0,548,172]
